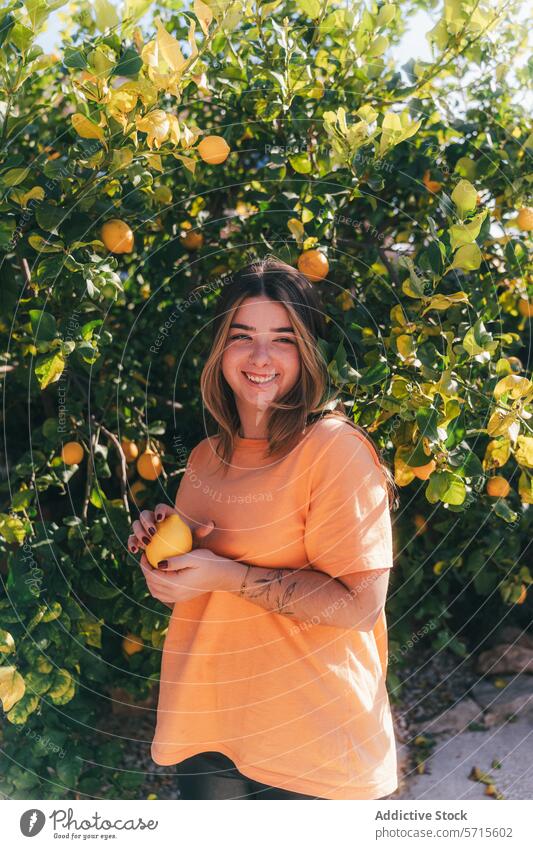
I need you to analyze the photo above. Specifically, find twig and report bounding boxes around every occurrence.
[82,430,96,522]
[91,416,131,518]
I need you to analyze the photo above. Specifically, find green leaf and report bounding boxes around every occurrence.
[0,666,26,712]
[288,153,312,174]
[11,489,34,511]
[79,617,102,649]
[443,474,466,505]
[416,406,440,441]
[24,670,52,696]
[451,179,478,216]
[48,668,73,704]
[0,216,16,250]
[113,46,142,76]
[50,678,76,706]
[449,211,487,251]
[63,46,87,69]
[56,757,83,787]
[28,234,65,253]
[90,485,105,508]
[0,13,16,48]
[42,601,62,622]
[81,319,103,340]
[35,254,66,281]
[451,243,482,271]
[3,167,31,186]
[0,629,15,655]
[377,4,397,27]
[34,351,66,389]
[0,513,27,544]
[84,577,121,599]
[29,310,57,342]
[426,471,451,503]
[358,360,390,386]
[35,204,65,233]
[6,692,40,725]
[295,0,321,16]
[493,499,518,524]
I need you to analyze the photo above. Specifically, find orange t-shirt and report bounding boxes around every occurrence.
[151,416,398,800]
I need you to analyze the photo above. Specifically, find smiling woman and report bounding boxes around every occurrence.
[128,256,399,800]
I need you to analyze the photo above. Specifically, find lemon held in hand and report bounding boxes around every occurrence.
[145,514,193,568]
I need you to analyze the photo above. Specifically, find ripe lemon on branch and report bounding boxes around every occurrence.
[197,135,230,165]
[486,476,511,497]
[179,221,204,250]
[122,633,144,656]
[297,249,329,282]
[121,439,139,462]
[515,207,533,231]
[137,449,163,481]
[101,219,134,254]
[61,441,84,464]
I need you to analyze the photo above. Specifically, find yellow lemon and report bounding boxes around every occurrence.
[145,514,193,567]
[516,207,533,231]
[121,439,139,462]
[137,449,163,481]
[197,135,230,165]
[486,476,511,497]
[122,633,144,656]
[101,219,134,254]
[61,441,84,464]
[297,249,329,282]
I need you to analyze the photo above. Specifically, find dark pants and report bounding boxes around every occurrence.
[176,751,325,800]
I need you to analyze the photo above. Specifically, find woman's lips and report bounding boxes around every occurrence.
[241,371,279,387]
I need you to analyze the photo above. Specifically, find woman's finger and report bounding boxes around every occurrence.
[154,503,177,523]
[192,519,216,540]
[140,552,153,570]
[127,534,140,554]
[139,509,157,537]
[132,519,150,548]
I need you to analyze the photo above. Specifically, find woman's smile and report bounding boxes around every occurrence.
[241,370,280,387]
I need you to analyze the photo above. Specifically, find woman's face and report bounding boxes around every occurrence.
[221,296,301,413]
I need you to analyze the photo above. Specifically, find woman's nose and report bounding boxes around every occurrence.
[248,338,272,364]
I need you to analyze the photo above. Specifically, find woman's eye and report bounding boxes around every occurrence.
[228,335,295,343]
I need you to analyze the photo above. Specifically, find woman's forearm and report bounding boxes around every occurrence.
[219,560,372,631]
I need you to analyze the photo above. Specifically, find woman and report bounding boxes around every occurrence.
[127,256,399,800]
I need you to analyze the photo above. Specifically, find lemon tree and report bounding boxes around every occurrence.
[0,0,531,797]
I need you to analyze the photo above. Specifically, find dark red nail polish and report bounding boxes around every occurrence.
[130,546,138,554]
[155,513,163,521]
[148,526,156,536]
[142,535,150,545]
[158,560,168,569]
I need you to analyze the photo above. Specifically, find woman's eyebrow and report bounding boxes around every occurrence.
[230,323,294,332]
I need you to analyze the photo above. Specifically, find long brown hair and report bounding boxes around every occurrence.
[199,255,399,511]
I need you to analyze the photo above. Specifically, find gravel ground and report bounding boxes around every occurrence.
[386,644,482,799]
[394,644,481,728]
[96,645,481,800]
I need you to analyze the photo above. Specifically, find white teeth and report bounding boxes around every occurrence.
[244,372,277,384]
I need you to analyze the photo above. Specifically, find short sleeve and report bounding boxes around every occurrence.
[304,429,394,578]
[174,443,200,509]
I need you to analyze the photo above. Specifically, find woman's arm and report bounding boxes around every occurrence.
[218,560,389,632]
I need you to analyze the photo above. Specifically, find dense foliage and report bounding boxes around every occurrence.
[0,0,531,798]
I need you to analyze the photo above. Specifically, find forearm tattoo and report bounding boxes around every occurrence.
[245,568,298,616]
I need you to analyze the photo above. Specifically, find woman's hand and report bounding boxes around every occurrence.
[127,502,215,555]
[138,548,232,605]
[127,502,223,605]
